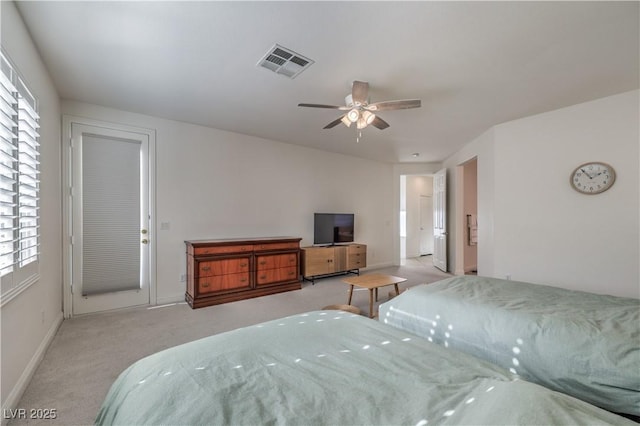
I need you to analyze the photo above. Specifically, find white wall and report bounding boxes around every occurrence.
[492,90,639,297]
[62,101,396,303]
[445,90,639,298]
[1,1,63,412]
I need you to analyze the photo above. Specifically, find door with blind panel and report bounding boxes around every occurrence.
[70,123,150,315]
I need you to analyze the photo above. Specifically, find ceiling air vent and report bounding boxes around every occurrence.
[257,44,314,79]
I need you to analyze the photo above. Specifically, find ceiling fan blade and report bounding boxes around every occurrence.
[351,81,369,105]
[298,103,349,110]
[367,99,421,111]
[323,116,346,129]
[371,116,390,130]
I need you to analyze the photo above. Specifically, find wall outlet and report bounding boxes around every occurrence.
[180,274,186,282]
[41,310,45,324]
[505,274,511,280]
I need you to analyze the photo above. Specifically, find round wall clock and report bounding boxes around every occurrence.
[570,162,616,194]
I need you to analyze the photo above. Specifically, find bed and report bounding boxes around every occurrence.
[96,310,634,425]
[378,275,640,417]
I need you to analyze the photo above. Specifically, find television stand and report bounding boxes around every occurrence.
[302,269,360,285]
[300,243,366,285]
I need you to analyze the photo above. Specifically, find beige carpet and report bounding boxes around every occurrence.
[10,260,450,426]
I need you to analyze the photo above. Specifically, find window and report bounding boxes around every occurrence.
[0,51,40,300]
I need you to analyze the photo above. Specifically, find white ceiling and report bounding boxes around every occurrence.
[15,1,639,163]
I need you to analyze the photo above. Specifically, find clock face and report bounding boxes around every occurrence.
[570,162,616,194]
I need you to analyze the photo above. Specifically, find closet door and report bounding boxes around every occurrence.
[419,195,434,255]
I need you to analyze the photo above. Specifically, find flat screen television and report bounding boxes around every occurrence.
[314,213,354,245]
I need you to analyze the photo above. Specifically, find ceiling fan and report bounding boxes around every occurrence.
[298,80,421,131]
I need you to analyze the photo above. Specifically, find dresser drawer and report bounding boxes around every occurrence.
[194,245,253,256]
[347,245,366,269]
[198,257,250,277]
[256,253,298,270]
[348,244,367,255]
[256,266,299,285]
[347,258,365,269]
[198,272,251,294]
[253,242,300,252]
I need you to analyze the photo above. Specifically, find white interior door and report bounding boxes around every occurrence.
[70,123,150,315]
[433,168,447,271]
[419,195,433,255]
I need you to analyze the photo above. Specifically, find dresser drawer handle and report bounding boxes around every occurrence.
[202,282,210,288]
[288,271,295,276]
[241,263,248,268]
[202,266,211,271]
[259,261,267,265]
[240,278,247,283]
[260,275,267,280]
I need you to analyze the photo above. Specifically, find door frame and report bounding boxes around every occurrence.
[455,157,478,275]
[62,115,156,318]
[392,164,442,266]
[432,168,447,272]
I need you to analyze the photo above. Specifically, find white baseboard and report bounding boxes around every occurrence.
[363,261,394,270]
[1,312,63,425]
[156,294,185,305]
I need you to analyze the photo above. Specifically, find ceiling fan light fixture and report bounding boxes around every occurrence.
[347,108,360,123]
[341,115,352,127]
[362,110,376,125]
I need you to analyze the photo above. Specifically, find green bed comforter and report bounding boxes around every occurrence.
[96,310,633,425]
[379,275,640,417]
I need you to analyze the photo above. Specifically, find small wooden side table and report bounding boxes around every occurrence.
[342,273,407,318]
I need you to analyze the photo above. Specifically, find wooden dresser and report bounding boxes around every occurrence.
[185,237,302,308]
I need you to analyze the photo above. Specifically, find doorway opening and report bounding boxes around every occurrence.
[399,175,434,265]
[456,157,478,275]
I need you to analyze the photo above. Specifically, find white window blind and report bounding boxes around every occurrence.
[17,84,40,267]
[82,134,140,295]
[0,51,40,298]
